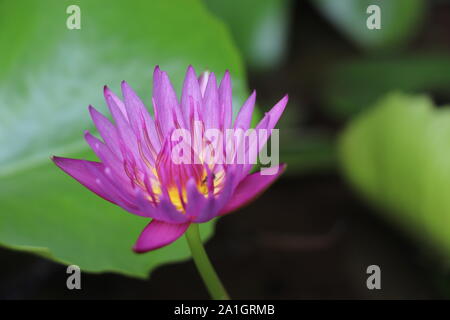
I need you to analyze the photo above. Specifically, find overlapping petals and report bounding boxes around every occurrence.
[53,66,288,252]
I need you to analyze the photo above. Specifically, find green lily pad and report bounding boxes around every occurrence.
[0,0,248,278]
[340,93,450,257]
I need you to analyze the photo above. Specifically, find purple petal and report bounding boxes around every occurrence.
[135,191,188,223]
[104,86,141,165]
[121,81,160,162]
[133,220,190,253]
[219,70,232,129]
[220,164,286,215]
[153,66,181,135]
[84,131,125,180]
[121,81,151,138]
[53,156,144,216]
[259,94,288,131]
[104,86,129,122]
[242,94,288,175]
[181,65,202,127]
[198,71,210,97]
[52,156,118,204]
[234,90,256,130]
[202,72,220,129]
[192,172,236,223]
[88,106,123,160]
[231,115,270,179]
[184,178,208,221]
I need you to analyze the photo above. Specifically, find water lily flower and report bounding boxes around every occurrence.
[52,66,287,254]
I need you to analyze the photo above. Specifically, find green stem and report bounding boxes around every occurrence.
[185,224,230,300]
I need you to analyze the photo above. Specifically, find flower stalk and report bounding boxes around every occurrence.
[185,224,230,300]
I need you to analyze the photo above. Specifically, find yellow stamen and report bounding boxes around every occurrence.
[145,168,225,213]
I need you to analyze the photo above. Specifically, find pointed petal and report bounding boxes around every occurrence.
[152,67,180,135]
[133,220,190,253]
[220,164,286,215]
[121,81,149,138]
[104,86,129,121]
[241,95,288,175]
[234,115,270,179]
[52,156,118,204]
[203,72,220,129]
[121,81,160,162]
[104,86,141,164]
[259,94,288,131]
[219,70,232,129]
[88,105,123,160]
[234,90,256,130]
[84,131,125,179]
[198,71,210,97]
[181,65,202,126]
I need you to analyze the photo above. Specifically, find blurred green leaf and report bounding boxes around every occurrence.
[313,0,425,51]
[204,0,290,70]
[340,93,450,256]
[324,55,450,119]
[0,0,248,278]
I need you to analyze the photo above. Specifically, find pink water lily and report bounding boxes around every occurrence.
[53,66,287,253]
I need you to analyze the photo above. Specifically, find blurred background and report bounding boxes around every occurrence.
[1,0,450,299]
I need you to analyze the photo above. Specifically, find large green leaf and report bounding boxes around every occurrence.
[340,93,450,256]
[0,0,248,278]
[313,0,425,51]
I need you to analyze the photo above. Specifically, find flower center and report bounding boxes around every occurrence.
[144,168,225,213]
